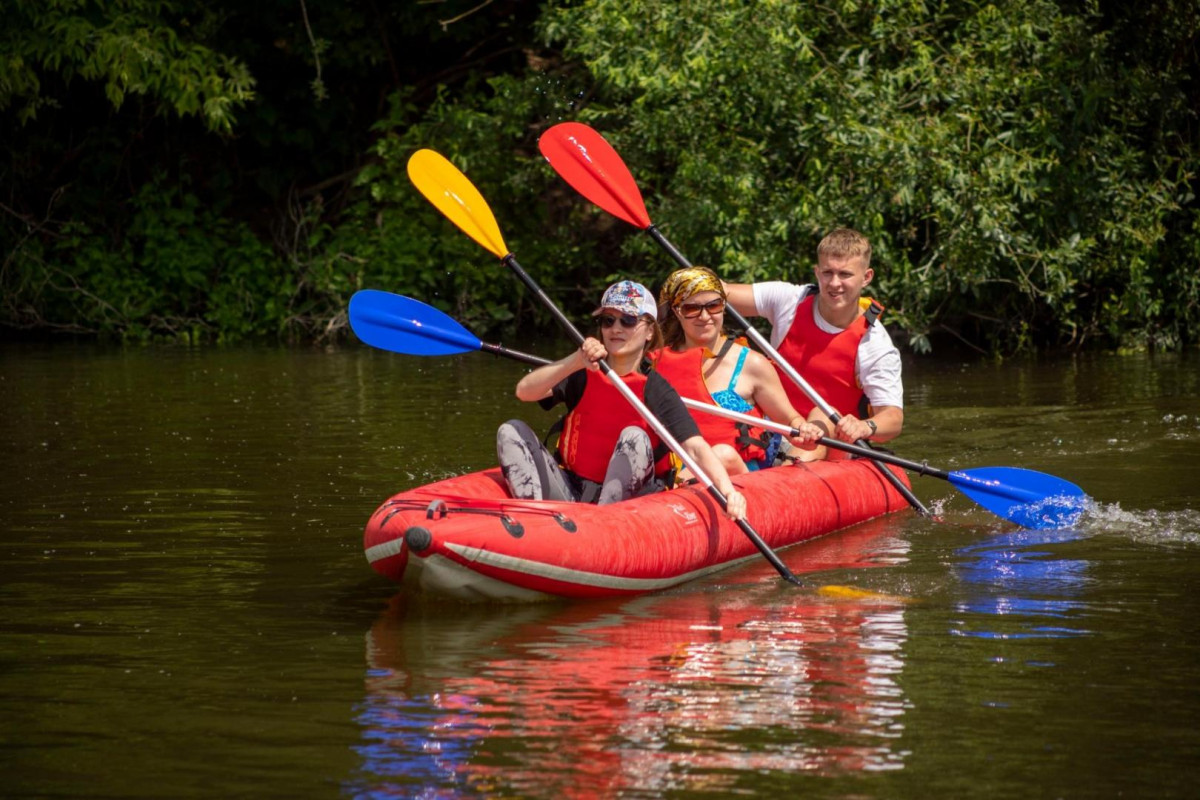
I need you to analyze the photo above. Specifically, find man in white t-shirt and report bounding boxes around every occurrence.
[725,228,904,450]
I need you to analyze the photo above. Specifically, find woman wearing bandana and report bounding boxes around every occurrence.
[496,280,747,520]
[655,267,828,475]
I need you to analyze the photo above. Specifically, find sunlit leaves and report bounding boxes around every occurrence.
[534,0,1199,353]
[2,0,255,133]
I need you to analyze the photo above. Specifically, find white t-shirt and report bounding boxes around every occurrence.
[751,282,904,410]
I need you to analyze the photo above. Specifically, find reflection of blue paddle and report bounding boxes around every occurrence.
[349,289,1092,531]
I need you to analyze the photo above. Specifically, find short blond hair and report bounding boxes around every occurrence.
[817,228,872,267]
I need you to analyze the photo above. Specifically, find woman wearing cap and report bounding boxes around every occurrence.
[656,267,829,474]
[496,280,747,520]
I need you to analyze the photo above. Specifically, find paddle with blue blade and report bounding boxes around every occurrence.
[538,121,932,518]
[403,148,811,587]
[675,399,1092,530]
[348,288,1092,530]
[349,290,542,364]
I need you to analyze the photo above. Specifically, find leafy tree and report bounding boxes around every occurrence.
[1,0,256,131]
[1,0,543,340]
[2,0,1196,353]
[533,0,1200,353]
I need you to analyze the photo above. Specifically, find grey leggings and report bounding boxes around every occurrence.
[496,419,656,505]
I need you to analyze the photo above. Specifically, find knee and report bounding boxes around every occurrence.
[497,419,530,443]
[497,420,537,461]
[617,425,653,456]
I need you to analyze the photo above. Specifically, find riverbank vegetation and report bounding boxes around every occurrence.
[3,0,1197,354]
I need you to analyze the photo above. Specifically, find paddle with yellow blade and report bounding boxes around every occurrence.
[537,121,932,518]
[349,288,1091,531]
[406,148,814,588]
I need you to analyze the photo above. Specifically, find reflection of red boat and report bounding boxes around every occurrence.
[356,519,911,795]
[363,460,912,600]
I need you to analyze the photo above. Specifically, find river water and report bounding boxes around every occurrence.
[2,342,1198,798]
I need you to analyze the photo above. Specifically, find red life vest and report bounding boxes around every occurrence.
[558,370,673,484]
[775,294,880,418]
[654,347,768,463]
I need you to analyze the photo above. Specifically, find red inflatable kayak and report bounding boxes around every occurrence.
[364,460,913,601]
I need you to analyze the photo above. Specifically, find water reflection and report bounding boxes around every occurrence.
[951,529,1093,640]
[349,522,912,796]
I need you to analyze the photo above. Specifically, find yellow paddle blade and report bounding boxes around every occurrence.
[407,149,508,259]
[817,584,912,603]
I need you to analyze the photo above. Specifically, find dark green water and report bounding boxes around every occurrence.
[2,342,1199,798]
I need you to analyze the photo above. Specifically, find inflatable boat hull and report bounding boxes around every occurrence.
[364,459,913,601]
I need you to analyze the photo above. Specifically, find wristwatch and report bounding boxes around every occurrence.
[864,419,877,439]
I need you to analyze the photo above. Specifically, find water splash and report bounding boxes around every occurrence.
[530,74,587,122]
[1082,502,1200,547]
[1003,492,1095,531]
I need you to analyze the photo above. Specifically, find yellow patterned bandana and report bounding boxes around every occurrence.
[657,266,725,315]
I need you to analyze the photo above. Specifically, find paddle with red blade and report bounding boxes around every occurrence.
[406,147,809,587]
[538,121,932,517]
[348,289,1091,530]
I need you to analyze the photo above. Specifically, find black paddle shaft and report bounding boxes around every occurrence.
[500,253,805,586]
[645,225,931,516]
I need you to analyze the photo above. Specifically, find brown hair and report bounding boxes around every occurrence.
[657,266,728,350]
[817,228,872,267]
[641,319,665,369]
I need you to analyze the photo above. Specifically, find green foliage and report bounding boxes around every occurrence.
[348,72,625,333]
[3,171,291,340]
[534,0,1200,354]
[1,0,1196,353]
[1,0,546,342]
[2,0,255,132]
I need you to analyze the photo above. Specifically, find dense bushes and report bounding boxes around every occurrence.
[2,0,1197,353]
[533,0,1199,353]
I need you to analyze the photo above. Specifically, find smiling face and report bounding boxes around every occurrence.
[813,254,873,327]
[597,311,655,361]
[673,290,726,347]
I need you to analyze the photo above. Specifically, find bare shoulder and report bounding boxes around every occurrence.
[740,347,778,380]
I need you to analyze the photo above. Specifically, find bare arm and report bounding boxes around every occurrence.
[680,434,747,521]
[834,405,904,444]
[741,350,826,449]
[515,337,606,401]
[723,282,759,318]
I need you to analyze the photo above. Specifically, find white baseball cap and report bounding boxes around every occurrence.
[592,280,658,319]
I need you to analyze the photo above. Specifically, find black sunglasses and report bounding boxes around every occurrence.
[598,313,641,329]
[678,298,726,319]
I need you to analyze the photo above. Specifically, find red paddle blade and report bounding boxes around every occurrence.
[538,122,652,229]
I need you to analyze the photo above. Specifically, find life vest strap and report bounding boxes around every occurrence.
[861,298,885,327]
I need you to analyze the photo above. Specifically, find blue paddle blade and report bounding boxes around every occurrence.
[349,290,482,357]
[948,467,1091,529]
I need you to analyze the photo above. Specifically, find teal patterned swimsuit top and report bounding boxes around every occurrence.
[709,346,754,413]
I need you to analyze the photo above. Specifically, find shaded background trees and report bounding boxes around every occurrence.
[3,0,1197,353]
